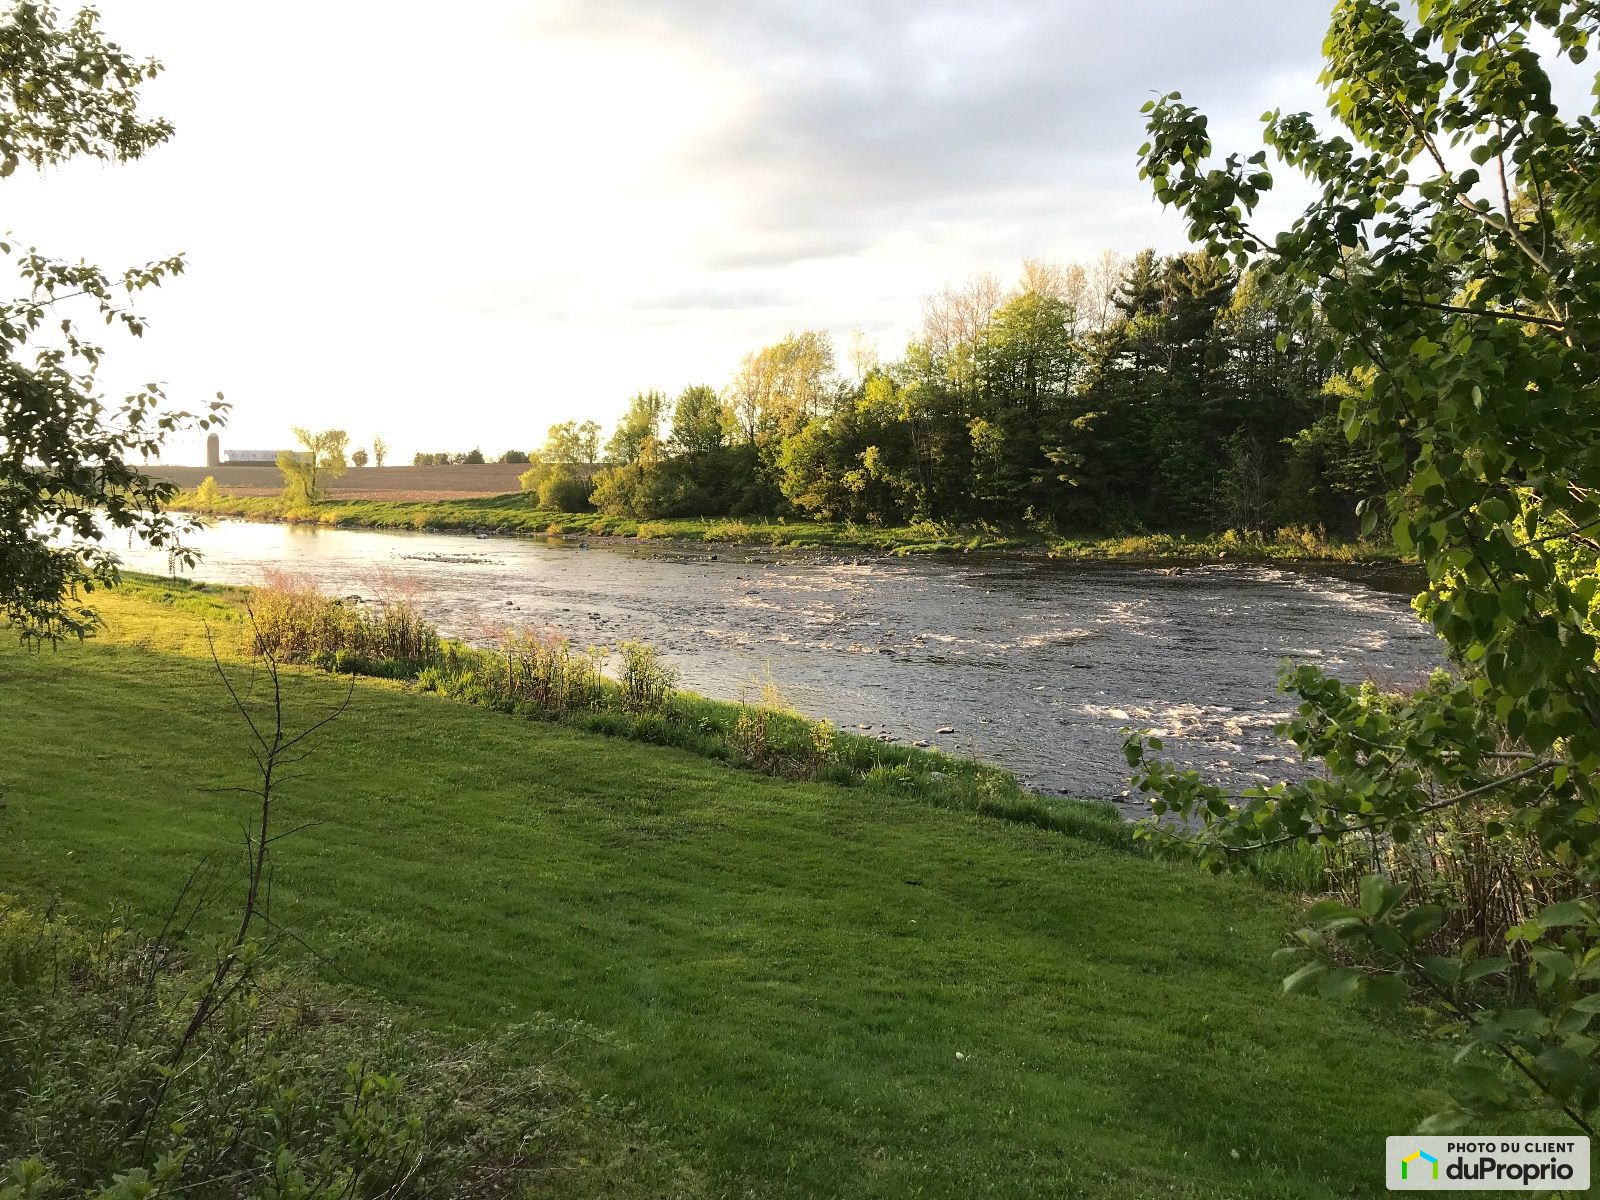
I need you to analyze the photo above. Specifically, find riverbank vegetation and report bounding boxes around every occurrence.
[163,571,1129,849]
[172,488,1401,561]
[547,259,1383,538]
[0,580,1456,1197]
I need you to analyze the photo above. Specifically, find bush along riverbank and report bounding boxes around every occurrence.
[170,488,1403,562]
[138,572,1133,850]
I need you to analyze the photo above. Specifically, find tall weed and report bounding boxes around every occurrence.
[248,568,440,671]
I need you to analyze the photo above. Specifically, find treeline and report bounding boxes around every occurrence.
[518,250,1384,534]
[412,448,531,465]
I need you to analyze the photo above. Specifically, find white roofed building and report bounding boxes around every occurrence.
[222,449,294,464]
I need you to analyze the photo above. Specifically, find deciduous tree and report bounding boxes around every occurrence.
[1131,0,1600,1134]
[278,427,347,503]
[0,1,226,643]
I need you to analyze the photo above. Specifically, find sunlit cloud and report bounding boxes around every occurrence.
[3,0,1331,460]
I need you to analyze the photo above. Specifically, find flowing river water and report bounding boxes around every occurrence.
[117,520,1442,811]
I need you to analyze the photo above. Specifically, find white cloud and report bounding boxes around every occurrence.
[6,0,1331,461]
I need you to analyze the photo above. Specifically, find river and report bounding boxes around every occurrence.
[114,520,1441,810]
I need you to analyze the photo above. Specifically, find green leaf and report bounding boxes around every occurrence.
[1359,875,1406,920]
[1532,947,1576,982]
[1399,905,1445,944]
[1306,900,1361,923]
[1282,962,1327,994]
[1537,900,1590,929]
[1460,957,1511,985]
[1318,967,1362,1000]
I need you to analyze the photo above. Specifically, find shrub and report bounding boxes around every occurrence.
[732,704,775,772]
[0,899,577,1198]
[1310,799,1582,975]
[1272,524,1331,556]
[495,628,605,714]
[701,520,752,543]
[728,682,835,779]
[538,471,590,513]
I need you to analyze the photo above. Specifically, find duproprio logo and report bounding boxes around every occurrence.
[1385,1136,1590,1190]
[1399,1150,1438,1181]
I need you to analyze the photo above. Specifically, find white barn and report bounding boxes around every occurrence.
[223,449,291,464]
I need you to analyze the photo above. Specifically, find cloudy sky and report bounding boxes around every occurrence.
[7,1,1333,461]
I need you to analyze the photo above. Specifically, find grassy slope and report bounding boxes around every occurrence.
[174,489,1401,561]
[0,587,1443,1199]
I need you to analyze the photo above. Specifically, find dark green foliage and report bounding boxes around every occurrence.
[1130,0,1600,1136]
[494,257,1380,536]
[411,451,494,466]
[0,902,580,1198]
[536,467,591,513]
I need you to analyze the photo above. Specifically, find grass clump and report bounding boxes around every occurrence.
[478,628,607,714]
[1046,525,1392,563]
[249,567,440,675]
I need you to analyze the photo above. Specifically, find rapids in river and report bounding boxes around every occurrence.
[117,520,1441,810]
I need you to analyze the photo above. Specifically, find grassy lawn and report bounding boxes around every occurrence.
[0,587,1445,1198]
[172,489,1401,562]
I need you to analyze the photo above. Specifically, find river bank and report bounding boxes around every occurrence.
[172,488,1406,564]
[0,581,1452,1198]
[117,518,1441,802]
[115,570,1133,849]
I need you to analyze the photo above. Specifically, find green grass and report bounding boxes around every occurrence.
[121,572,1132,851]
[173,489,1402,562]
[0,587,1449,1198]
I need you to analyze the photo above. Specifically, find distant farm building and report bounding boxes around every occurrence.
[222,448,295,465]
